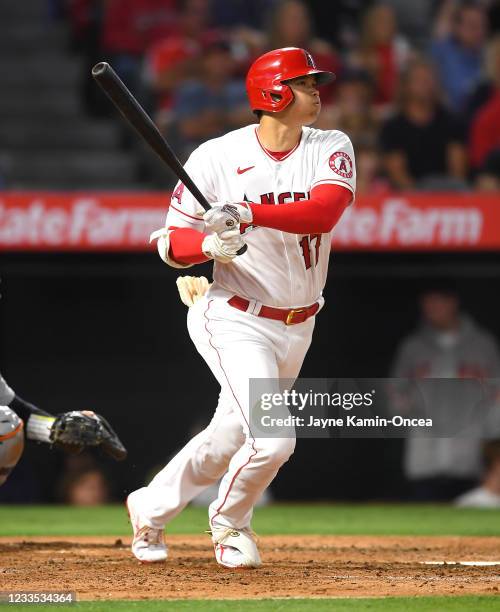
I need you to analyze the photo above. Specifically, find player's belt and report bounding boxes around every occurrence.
[228,295,320,325]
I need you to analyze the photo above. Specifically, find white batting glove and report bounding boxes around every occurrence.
[203,202,253,235]
[202,227,246,264]
[176,276,211,307]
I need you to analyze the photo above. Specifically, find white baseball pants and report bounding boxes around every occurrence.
[132,289,316,530]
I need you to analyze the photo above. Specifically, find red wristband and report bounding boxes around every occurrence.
[169,227,210,265]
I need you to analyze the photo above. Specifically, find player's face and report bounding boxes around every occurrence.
[284,75,321,126]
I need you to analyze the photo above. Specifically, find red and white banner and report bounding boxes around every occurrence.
[0,193,166,251]
[0,192,499,251]
[333,194,500,251]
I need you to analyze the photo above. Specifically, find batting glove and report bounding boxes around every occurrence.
[176,275,211,307]
[203,203,253,235]
[202,227,246,264]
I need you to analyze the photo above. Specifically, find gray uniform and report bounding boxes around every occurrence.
[0,372,47,485]
[0,372,15,406]
[0,373,23,485]
[0,372,125,485]
[391,316,500,480]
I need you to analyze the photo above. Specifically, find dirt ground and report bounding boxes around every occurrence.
[1,535,500,600]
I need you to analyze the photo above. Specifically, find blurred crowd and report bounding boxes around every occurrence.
[53,0,500,192]
[391,281,500,506]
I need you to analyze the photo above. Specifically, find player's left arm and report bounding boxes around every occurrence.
[1,372,51,422]
[247,183,351,234]
[205,132,356,235]
[9,395,50,421]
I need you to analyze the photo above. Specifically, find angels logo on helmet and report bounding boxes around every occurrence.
[304,51,315,68]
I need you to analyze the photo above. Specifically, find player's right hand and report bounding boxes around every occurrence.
[202,228,246,264]
[203,202,252,235]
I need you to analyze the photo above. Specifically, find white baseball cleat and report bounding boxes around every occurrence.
[210,523,262,569]
[126,491,168,563]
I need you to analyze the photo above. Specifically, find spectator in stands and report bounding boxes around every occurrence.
[475,148,500,190]
[455,440,500,508]
[211,0,275,30]
[379,59,468,190]
[431,1,488,114]
[354,144,391,195]
[265,0,340,105]
[307,0,369,54]
[351,3,412,112]
[101,0,178,96]
[207,1,277,72]
[67,0,109,116]
[381,0,436,50]
[489,0,500,34]
[391,282,500,501]
[470,94,500,169]
[464,34,500,127]
[169,39,253,158]
[56,453,111,505]
[320,68,389,194]
[321,68,378,148]
[469,36,500,169]
[59,467,111,505]
[144,0,216,125]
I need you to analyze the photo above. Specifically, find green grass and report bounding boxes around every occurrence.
[2,507,499,609]
[0,503,499,537]
[1,597,499,611]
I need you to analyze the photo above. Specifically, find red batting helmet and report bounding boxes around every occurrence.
[246,47,335,113]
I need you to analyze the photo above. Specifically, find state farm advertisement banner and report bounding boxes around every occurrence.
[0,192,499,251]
[333,194,500,251]
[0,193,166,251]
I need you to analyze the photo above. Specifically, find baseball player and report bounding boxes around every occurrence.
[127,47,356,567]
[0,371,127,487]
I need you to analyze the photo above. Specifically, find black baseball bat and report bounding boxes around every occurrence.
[91,62,247,254]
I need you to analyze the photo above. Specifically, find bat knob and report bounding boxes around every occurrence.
[92,62,110,77]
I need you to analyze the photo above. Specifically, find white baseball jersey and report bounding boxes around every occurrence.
[163,124,356,308]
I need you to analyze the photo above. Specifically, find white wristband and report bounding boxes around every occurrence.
[26,414,56,443]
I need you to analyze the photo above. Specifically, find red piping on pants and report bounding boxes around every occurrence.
[202,299,258,526]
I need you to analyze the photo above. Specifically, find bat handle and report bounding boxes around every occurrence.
[236,244,248,255]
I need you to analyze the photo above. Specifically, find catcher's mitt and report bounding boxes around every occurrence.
[50,411,127,461]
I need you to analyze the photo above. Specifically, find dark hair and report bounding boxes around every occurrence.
[267,0,313,48]
[456,1,484,18]
[419,278,459,299]
[396,57,439,110]
[483,440,500,470]
[254,110,263,119]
